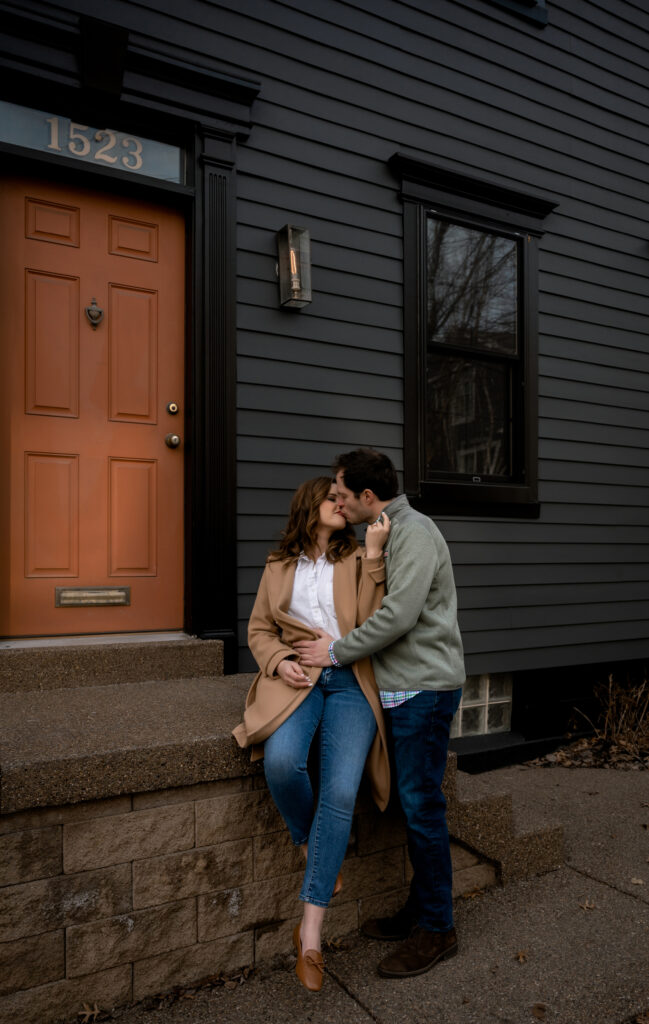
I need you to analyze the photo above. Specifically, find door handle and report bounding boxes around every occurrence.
[165,433,181,449]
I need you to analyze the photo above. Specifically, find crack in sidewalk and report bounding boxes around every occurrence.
[327,964,385,1024]
[565,862,649,904]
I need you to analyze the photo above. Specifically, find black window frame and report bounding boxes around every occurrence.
[390,153,557,519]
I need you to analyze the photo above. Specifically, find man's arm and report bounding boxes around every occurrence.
[295,523,438,667]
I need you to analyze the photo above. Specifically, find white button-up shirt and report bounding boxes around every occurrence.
[287,552,342,640]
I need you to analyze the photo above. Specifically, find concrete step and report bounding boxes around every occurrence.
[449,768,564,883]
[0,674,254,814]
[0,634,223,693]
[0,652,563,885]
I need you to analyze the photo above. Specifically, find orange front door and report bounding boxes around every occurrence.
[0,178,185,636]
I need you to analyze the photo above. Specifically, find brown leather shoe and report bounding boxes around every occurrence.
[293,922,325,992]
[377,926,458,978]
[361,904,415,941]
[332,871,343,897]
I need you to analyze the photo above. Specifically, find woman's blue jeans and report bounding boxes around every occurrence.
[386,688,462,933]
[263,665,377,908]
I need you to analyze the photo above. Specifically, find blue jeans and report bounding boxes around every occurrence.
[263,666,377,908]
[386,688,462,933]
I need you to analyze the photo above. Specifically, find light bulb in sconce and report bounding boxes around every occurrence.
[276,225,312,308]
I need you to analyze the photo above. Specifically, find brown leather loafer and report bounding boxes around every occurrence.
[377,926,458,978]
[361,904,415,941]
[293,923,325,992]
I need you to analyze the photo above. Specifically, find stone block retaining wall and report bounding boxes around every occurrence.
[1,772,490,1024]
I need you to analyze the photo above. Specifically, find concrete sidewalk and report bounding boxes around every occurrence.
[106,765,649,1024]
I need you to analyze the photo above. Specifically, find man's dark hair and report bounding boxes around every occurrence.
[333,448,399,500]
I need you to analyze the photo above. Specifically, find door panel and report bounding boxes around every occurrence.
[0,177,185,636]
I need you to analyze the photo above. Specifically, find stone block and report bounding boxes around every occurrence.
[133,839,253,909]
[323,901,359,941]
[133,933,254,1000]
[0,827,61,886]
[133,777,251,810]
[0,931,64,997]
[253,914,299,963]
[195,790,283,847]
[253,830,304,880]
[0,964,131,1024]
[197,870,304,941]
[0,864,131,943]
[358,886,410,926]
[333,848,404,900]
[66,898,196,977]
[0,797,132,837]
[64,804,194,872]
[355,809,406,856]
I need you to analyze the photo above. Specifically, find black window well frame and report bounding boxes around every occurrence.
[390,153,557,519]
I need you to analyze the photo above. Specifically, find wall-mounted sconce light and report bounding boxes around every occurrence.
[276,225,312,308]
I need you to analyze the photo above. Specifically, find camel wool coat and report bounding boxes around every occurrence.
[233,548,390,811]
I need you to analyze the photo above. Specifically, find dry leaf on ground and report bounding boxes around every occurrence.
[462,886,485,900]
[514,950,529,963]
[532,1003,547,1020]
[78,1005,100,1024]
[579,898,596,911]
[631,877,645,885]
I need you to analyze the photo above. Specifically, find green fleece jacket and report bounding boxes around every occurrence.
[333,494,465,692]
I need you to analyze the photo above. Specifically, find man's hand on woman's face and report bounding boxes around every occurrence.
[276,658,312,688]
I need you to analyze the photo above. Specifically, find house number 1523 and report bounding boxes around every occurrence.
[46,117,144,170]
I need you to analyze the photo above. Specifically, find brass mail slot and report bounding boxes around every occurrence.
[55,586,131,607]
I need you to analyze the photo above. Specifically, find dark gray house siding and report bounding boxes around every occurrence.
[231,0,649,674]
[1,0,647,706]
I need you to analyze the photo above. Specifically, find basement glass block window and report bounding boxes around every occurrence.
[451,674,513,738]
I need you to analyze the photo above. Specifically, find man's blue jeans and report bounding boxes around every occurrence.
[263,666,377,908]
[386,688,462,933]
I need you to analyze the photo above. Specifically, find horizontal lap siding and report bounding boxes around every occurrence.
[118,0,649,672]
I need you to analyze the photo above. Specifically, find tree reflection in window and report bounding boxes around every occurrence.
[425,217,518,480]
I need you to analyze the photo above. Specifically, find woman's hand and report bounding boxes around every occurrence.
[276,658,313,688]
[365,511,391,559]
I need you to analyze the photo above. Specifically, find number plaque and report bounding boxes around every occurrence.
[0,100,184,184]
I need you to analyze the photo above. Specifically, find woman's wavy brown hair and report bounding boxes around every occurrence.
[270,476,358,563]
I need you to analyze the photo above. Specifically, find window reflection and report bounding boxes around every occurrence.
[427,219,517,356]
[425,355,509,478]
[425,216,518,481]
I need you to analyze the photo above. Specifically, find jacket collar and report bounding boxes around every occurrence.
[382,493,410,519]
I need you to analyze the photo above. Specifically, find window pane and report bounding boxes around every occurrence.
[489,674,513,700]
[462,675,488,705]
[427,218,517,356]
[459,705,486,736]
[425,353,510,477]
[487,702,512,733]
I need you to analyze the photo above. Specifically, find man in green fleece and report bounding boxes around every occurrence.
[294,447,465,978]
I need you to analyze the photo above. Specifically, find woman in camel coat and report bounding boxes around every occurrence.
[233,476,389,990]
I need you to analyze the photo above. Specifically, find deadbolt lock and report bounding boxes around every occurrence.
[166,402,179,415]
[165,433,181,449]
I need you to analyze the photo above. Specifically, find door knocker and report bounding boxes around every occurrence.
[85,298,104,329]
